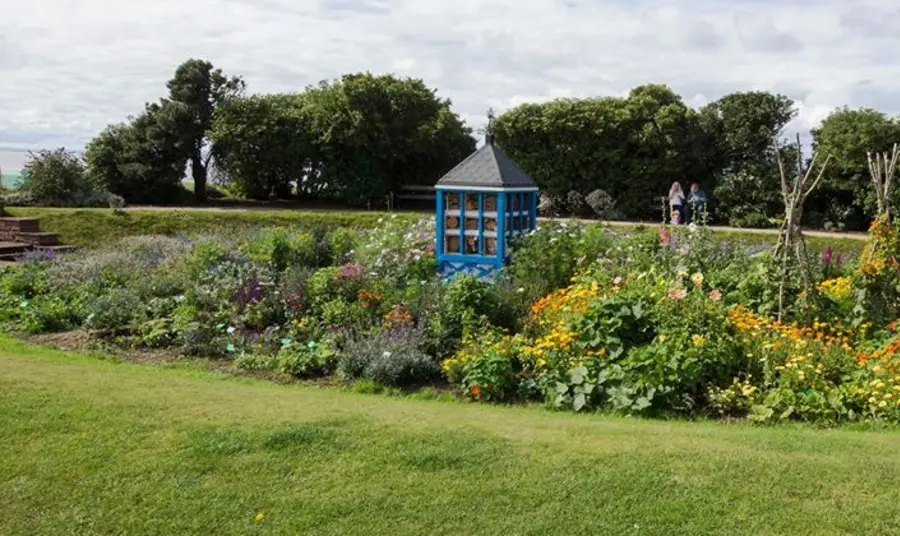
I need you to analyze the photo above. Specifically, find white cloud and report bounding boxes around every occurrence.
[2,0,900,166]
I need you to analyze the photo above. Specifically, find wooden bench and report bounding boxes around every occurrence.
[397,185,435,202]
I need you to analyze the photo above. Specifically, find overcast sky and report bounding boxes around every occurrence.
[2,0,900,170]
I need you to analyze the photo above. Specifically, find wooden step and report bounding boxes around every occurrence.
[0,217,40,230]
[0,241,29,255]
[18,232,61,246]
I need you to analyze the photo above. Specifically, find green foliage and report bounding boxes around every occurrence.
[238,228,325,271]
[275,339,337,378]
[300,73,474,204]
[338,326,439,387]
[445,332,529,402]
[84,288,141,334]
[493,85,717,218]
[700,90,796,174]
[18,148,89,205]
[166,58,245,202]
[84,105,187,204]
[812,107,900,229]
[430,275,518,358]
[509,221,613,304]
[210,94,308,199]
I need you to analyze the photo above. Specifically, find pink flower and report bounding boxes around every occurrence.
[612,276,623,286]
[658,227,671,246]
[708,289,722,302]
[668,288,688,300]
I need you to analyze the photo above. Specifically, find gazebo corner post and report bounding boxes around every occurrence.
[435,187,445,275]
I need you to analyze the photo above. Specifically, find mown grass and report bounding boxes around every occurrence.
[6,206,867,255]
[6,207,420,248]
[2,337,900,535]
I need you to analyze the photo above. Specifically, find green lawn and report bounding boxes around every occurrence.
[2,338,900,535]
[4,206,866,256]
[5,207,420,248]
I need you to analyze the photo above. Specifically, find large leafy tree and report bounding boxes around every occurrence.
[84,102,187,204]
[210,94,313,200]
[300,73,474,205]
[493,97,633,200]
[493,85,714,218]
[811,107,900,229]
[701,91,797,226]
[166,59,244,202]
[701,91,796,175]
[622,84,715,217]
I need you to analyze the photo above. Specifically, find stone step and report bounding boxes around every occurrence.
[17,232,61,246]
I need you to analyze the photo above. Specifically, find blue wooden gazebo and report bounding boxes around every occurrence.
[434,125,539,279]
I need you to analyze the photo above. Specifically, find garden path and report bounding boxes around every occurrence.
[125,205,869,241]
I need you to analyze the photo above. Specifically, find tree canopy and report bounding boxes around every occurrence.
[72,57,900,230]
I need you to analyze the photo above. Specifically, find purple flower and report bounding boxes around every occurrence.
[231,278,264,304]
[822,246,833,266]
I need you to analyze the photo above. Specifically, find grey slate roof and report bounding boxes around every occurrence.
[436,136,537,189]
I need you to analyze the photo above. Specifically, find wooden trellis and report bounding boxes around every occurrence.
[867,143,899,221]
[773,134,832,320]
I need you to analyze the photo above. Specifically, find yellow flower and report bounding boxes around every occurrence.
[692,334,706,347]
[691,272,704,288]
[255,513,265,523]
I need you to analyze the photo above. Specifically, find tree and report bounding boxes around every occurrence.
[811,107,900,228]
[493,97,633,202]
[622,84,716,217]
[84,102,188,204]
[701,91,796,174]
[714,141,801,228]
[493,85,714,219]
[166,59,244,202]
[300,73,474,205]
[210,94,313,199]
[19,148,87,204]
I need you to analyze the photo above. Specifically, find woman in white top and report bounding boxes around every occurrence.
[668,182,685,224]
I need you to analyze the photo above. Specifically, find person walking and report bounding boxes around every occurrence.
[668,182,685,224]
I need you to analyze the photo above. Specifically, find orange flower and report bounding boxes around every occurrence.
[357,289,382,308]
[470,385,482,397]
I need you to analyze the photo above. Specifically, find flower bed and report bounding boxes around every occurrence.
[1,215,898,424]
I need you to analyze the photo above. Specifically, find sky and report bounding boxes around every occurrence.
[2,0,900,171]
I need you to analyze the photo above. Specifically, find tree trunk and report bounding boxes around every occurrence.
[192,150,207,203]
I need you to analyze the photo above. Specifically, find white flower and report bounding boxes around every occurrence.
[517,287,525,293]
[383,351,392,358]
[226,326,235,334]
